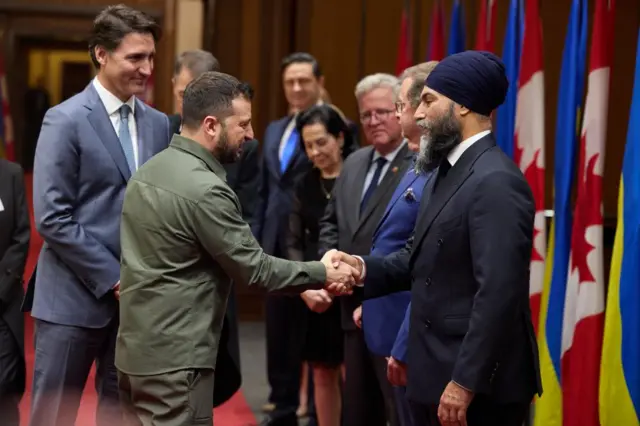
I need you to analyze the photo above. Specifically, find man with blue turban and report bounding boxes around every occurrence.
[330,50,543,426]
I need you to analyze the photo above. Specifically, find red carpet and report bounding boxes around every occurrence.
[18,173,257,425]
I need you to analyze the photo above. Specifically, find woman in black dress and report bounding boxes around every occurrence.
[286,104,355,426]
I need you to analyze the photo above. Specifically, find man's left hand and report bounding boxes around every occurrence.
[438,381,474,426]
[386,356,407,386]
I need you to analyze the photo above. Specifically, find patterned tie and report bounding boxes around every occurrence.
[280,128,299,174]
[118,104,136,172]
[360,157,388,213]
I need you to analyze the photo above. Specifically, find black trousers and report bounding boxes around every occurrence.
[0,317,24,426]
[265,293,308,422]
[410,396,529,426]
[342,329,399,426]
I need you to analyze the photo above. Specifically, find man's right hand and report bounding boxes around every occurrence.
[328,250,364,280]
[321,250,359,295]
[113,281,120,300]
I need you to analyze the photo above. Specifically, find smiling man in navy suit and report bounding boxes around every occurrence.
[355,61,438,426]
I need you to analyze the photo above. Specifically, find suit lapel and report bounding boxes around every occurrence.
[373,164,420,237]
[84,85,131,181]
[347,148,374,232]
[411,135,496,260]
[135,99,155,165]
[356,144,410,233]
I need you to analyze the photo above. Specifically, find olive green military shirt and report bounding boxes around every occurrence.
[115,135,326,376]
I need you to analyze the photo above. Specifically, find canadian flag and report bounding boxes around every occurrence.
[515,0,545,335]
[561,0,613,424]
[474,0,497,52]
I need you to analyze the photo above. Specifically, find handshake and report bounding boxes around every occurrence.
[320,249,364,296]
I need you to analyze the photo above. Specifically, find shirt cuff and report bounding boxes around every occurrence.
[452,380,473,393]
[354,255,366,287]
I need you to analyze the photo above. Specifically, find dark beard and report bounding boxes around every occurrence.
[416,103,463,173]
[214,125,241,164]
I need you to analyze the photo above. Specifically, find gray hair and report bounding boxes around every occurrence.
[399,61,439,108]
[174,49,220,77]
[354,73,400,101]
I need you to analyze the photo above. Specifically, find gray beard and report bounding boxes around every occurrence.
[414,104,463,173]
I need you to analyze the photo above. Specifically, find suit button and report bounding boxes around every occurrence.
[437,238,444,246]
[425,320,431,329]
[425,277,431,286]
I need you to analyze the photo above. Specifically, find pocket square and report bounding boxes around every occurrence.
[403,188,416,202]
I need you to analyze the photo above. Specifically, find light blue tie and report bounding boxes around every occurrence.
[280,128,299,174]
[118,104,136,172]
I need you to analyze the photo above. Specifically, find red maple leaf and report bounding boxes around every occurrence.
[570,152,603,283]
[515,137,545,263]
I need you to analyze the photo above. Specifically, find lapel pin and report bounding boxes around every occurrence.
[404,188,416,202]
[392,166,398,173]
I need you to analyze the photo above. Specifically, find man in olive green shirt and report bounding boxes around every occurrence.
[115,72,357,426]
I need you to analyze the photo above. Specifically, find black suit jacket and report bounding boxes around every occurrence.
[319,144,412,330]
[0,159,30,394]
[362,134,542,406]
[168,113,259,406]
[252,114,360,256]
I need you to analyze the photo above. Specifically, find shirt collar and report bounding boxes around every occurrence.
[93,77,136,116]
[447,130,491,166]
[170,134,227,181]
[372,139,407,164]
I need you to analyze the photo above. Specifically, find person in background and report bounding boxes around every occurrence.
[27,5,170,425]
[354,61,438,426]
[287,104,356,426]
[253,52,359,426]
[0,158,30,426]
[318,73,410,426]
[115,71,359,426]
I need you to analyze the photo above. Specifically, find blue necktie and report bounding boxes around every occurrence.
[118,104,136,172]
[360,157,388,213]
[280,128,299,174]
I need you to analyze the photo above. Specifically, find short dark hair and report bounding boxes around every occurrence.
[174,49,220,77]
[238,81,254,100]
[281,52,322,78]
[295,104,355,159]
[89,4,161,68]
[182,72,250,131]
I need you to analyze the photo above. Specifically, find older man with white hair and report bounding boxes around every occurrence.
[318,73,411,426]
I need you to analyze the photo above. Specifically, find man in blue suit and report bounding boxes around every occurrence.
[253,52,359,426]
[356,62,438,426]
[27,5,170,425]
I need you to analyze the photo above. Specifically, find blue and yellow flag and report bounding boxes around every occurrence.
[534,1,587,424]
[446,0,465,56]
[599,27,640,426]
[495,0,522,159]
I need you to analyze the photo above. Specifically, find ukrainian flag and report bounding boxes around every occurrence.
[534,1,587,424]
[599,28,640,426]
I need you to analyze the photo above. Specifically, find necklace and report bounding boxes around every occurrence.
[319,177,331,200]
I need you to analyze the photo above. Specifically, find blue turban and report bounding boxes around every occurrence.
[425,50,508,116]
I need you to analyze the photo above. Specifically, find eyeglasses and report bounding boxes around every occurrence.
[395,101,406,114]
[359,108,395,124]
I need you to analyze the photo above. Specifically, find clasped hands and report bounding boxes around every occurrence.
[320,249,364,295]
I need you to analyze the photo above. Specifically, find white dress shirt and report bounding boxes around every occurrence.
[93,78,140,170]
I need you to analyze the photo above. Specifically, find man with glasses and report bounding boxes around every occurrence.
[319,73,409,426]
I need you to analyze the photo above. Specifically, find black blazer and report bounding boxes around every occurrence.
[168,113,259,406]
[362,134,542,406]
[252,114,360,256]
[318,143,412,330]
[0,159,30,395]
